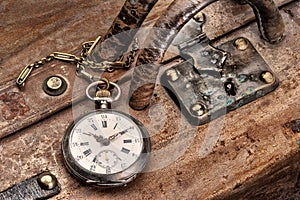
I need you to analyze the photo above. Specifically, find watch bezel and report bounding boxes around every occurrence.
[62,109,151,188]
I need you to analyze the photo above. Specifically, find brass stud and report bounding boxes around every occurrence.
[260,71,274,84]
[43,75,67,96]
[46,76,63,90]
[234,38,248,51]
[37,172,58,190]
[166,69,179,82]
[190,103,206,116]
[193,12,206,23]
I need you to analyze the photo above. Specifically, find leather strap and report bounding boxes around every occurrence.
[128,0,285,110]
[0,172,60,200]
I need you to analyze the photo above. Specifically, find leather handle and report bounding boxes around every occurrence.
[129,0,218,110]
[88,0,159,62]
[129,0,285,110]
[246,0,285,43]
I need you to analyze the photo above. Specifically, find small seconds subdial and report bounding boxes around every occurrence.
[97,150,120,168]
[67,110,145,175]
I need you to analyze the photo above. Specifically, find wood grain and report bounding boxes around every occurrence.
[0,0,299,199]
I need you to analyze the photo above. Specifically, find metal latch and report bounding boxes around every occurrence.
[161,15,279,125]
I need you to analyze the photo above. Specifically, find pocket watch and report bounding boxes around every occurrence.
[62,80,151,188]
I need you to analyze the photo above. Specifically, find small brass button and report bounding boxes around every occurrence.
[190,103,206,116]
[260,71,275,84]
[47,77,63,90]
[166,69,179,82]
[37,172,58,190]
[234,38,249,51]
[43,75,67,96]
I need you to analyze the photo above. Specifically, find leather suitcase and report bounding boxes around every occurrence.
[0,0,299,199]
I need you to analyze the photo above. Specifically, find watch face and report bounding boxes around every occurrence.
[62,110,150,186]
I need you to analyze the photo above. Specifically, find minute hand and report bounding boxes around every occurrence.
[108,127,134,141]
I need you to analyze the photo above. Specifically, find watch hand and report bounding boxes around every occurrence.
[89,132,112,146]
[108,127,134,141]
[89,132,105,143]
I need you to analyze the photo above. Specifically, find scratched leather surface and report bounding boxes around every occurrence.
[89,0,159,62]
[0,0,299,199]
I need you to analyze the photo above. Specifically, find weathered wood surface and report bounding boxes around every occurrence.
[0,0,299,199]
[0,0,292,139]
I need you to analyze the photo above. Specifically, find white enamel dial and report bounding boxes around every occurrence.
[68,110,144,175]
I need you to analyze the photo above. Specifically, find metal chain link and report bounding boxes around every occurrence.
[16,36,139,88]
[80,38,139,72]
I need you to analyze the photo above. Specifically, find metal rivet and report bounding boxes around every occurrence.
[193,12,206,23]
[166,69,179,82]
[47,77,62,90]
[43,75,67,96]
[234,38,248,51]
[37,172,58,190]
[190,103,206,116]
[260,71,274,84]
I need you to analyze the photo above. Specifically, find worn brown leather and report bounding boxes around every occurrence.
[128,0,285,110]
[129,0,218,110]
[246,0,285,43]
[0,1,299,199]
[88,0,159,62]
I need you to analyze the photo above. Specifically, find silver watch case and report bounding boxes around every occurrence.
[62,110,151,188]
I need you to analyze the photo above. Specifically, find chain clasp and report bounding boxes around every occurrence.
[16,65,34,88]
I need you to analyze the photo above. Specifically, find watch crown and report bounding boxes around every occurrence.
[96,89,111,98]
